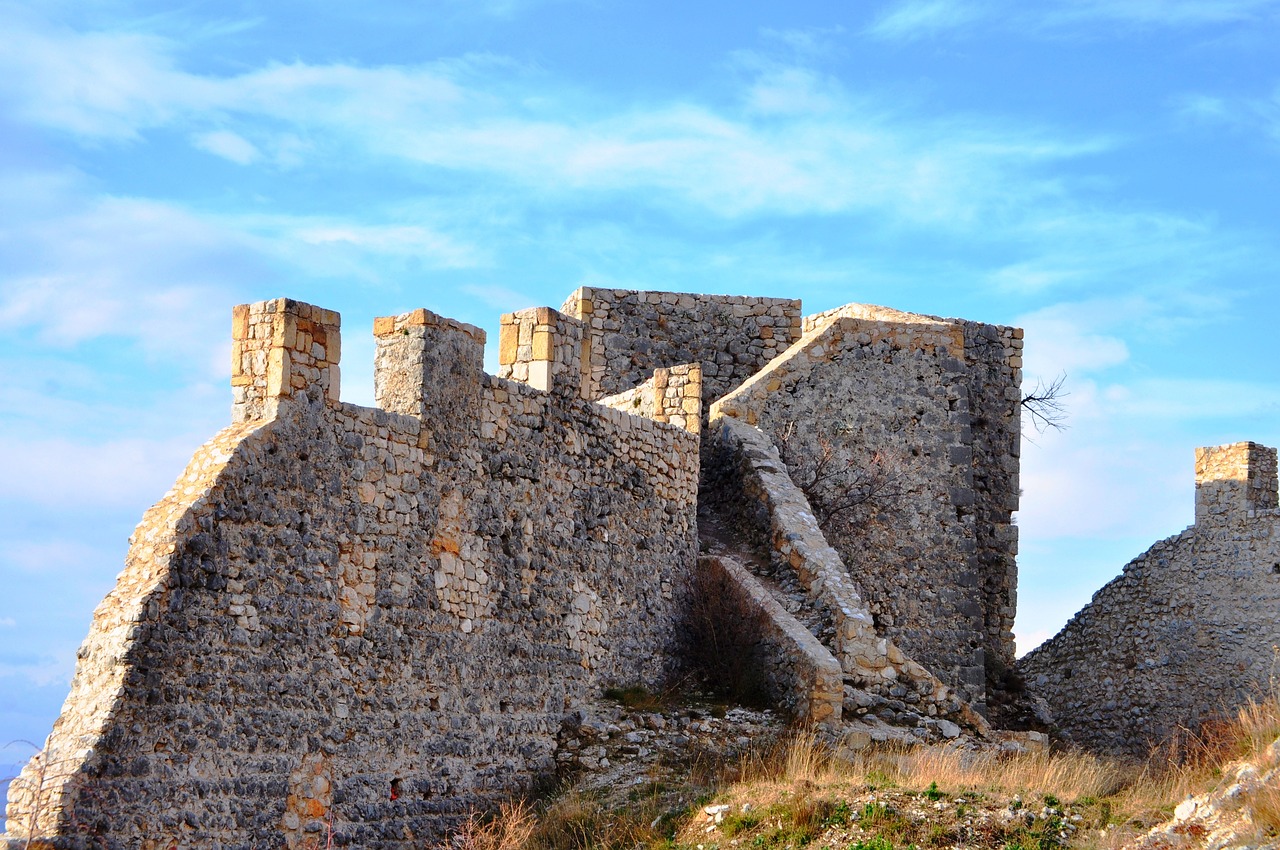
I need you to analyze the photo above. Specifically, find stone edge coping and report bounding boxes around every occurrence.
[710,314,966,424]
[698,554,844,728]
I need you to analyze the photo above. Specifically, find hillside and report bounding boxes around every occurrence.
[444,689,1280,850]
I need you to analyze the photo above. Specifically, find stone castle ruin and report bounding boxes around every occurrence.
[5,288,1033,848]
[1020,441,1280,756]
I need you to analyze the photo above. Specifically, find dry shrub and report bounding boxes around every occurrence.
[846,743,1127,802]
[1248,783,1280,838]
[453,801,537,850]
[682,560,771,707]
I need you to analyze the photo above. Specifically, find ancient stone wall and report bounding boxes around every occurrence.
[700,415,981,737]
[598,363,703,435]
[6,300,699,849]
[1020,442,1280,755]
[560,287,802,406]
[710,314,991,708]
[695,555,844,726]
[798,304,1022,684]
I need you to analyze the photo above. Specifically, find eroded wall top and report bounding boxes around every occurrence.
[561,287,802,406]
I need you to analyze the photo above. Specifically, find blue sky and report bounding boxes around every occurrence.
[2,0,1280,771]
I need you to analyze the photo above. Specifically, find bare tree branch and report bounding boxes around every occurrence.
[1021,372,1069,434]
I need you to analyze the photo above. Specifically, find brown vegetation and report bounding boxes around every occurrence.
[445,693,1280,850]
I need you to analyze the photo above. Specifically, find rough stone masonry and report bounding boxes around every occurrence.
[1021,441,1280,755]
[5,289,1026,849]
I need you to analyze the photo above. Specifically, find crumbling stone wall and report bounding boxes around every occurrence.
[711,313,992,709]
[800,304,1023,683]
[695,555,845,726]
[700,415,984,737]
[1020,442,1280,755]
[598,363,703,435]
[6,299,699,849]
[560,287,802,405]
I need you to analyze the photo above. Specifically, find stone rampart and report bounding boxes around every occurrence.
[6,286,1029,846]
[1020,442,1280,755]
[6,300,699,849]
[701,415,984,735]
[560,287,802,405]
[711,313,991,708]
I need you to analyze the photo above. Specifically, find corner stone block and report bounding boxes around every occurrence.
[373,307,487,423]
[231,298,342,423]
[1195,441,1279,524]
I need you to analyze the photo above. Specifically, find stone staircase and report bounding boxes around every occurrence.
[697,413,989,742]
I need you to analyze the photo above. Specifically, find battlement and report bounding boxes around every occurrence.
[497,306,588,398]
[231,299,341,422]
[373,307,486,431]
[1195,441,1279,523]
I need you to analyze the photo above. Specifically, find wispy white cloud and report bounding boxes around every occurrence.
[1175,84,1280,147]
[0,12,1119,225]
[866,0,1280,41]
[866,0,983,41]
[192,129,260,164]
[759,26,848,59]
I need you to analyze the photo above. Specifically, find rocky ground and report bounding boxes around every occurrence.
[537,690,1280,850]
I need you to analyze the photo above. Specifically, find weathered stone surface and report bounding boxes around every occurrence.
[6,300,699,849]
[709,309,1020,712]
[1021,442,1280,755]
[697,555,844,726]
[561,287,802,407]
[6,288,1027,847]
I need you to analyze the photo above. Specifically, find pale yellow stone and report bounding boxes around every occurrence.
[498,325,519,365]
[531,330,552,361]
[232,304,250,341]
[266,348,291,397]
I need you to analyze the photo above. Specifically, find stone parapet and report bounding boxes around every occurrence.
[231,298,341,422]
[597,363,703,434]
[697,555,844,727]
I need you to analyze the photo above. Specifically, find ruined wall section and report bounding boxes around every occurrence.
[700,416,984,738]
[560,287,801,406]
[798,304,1022,680]
[711,314,990,709]
[696,555,845,727]
[597,363,703,435]
[1020,442,1280,755]
[7,301,699,849]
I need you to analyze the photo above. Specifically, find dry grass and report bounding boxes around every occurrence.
[446,694,1280,850]
[453,802,538,850]
[1108,692,1280,828]
[721,731,1124,801]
